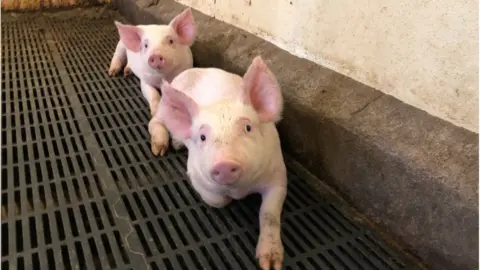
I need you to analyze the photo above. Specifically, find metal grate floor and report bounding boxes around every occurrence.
[1,9,420,270]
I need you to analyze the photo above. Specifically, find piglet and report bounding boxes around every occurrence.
[150,56,287,270]
[108,8,197,156]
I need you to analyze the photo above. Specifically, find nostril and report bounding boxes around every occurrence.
[231,168,237,173]
[159,57,164,61]
[213,170,220,176]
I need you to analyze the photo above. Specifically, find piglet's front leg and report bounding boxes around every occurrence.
[140,81,162,117]
[108,41,127,77]
[257,185,287,270]
[143,82,170,156]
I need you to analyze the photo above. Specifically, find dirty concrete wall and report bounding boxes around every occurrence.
[177,0,479,133]
[2,0,110,10]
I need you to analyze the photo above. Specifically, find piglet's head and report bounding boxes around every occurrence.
[160,56,283,186]
[114,8,196,80]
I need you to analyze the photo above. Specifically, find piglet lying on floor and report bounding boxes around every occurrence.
[148,56,287,270]
[108,8,197,156]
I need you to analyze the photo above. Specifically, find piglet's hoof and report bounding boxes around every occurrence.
[150,126,170,156]
[108,59,123,77]
[123,65,131,77]
[256,239,284,270]
[151,141,168,156]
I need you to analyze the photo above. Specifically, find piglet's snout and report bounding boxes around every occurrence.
[210,161,242,185]
[148,54,166,70]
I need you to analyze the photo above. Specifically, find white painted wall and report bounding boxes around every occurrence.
[177,0,479,133]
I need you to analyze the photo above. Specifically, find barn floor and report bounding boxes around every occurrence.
[1,8,421,270]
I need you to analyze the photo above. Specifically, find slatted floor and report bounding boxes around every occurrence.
[1,8,421,270]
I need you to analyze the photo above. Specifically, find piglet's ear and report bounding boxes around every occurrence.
[114,21,143,52]
[242,56,283,123]
[169,8,197,46]
[159,81,199,140]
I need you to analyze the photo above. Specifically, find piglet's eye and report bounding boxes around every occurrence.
[245,124,252,133]
[144,41,148,48]
[169,38,174,44]
[200,134,206,141]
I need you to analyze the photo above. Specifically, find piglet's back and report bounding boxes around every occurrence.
[171,67,244,106]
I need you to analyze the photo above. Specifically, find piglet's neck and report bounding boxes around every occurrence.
[166,67,189,83]
[163,74,176,84]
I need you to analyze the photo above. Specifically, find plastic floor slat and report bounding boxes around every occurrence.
[1,10,420,270]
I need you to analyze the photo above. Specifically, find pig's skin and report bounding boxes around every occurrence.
[108,8,196,156]
[150,57,287,270]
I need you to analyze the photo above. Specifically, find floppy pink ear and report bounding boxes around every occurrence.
[114,21,143,52]
[159,81,199,139]
[169,8,197,46]
[242,56,283,123]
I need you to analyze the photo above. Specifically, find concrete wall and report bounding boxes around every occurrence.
[176,0,479,133]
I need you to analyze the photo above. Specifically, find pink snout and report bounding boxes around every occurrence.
[210,161,242,185]
[148,54,166,70]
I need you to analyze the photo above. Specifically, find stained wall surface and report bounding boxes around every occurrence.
[177,0,479,132]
